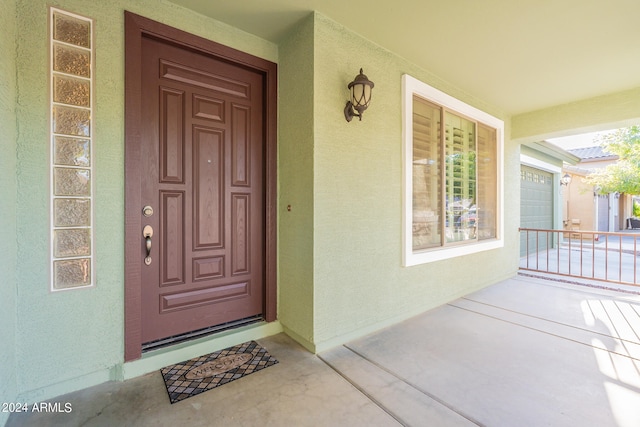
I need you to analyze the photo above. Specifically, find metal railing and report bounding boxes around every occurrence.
[519,228,640,286]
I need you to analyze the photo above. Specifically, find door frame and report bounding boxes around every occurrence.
[124,11,277,361]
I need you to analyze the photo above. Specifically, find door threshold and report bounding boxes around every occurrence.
[142,315,263,353]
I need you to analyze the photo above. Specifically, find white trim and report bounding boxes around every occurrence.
[520,154,562,174]
[402,74,504,267]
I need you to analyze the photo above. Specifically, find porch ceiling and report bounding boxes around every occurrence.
[169,0,640,116]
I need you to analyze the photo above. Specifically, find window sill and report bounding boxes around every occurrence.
[403,238,504,267]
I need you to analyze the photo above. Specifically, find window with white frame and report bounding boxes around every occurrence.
[402,75,504,266]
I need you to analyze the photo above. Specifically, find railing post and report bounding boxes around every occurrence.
[535,230,539,270]
[568,232,572,276]
[619,235,623,282]
[591,233,595,279]
[526,229,529,269]
[557,230,560,274]
[546,230,550,271]
[605,235,609,282]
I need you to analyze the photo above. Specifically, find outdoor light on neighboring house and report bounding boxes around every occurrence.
[344,68,374,122]
[593,186,601,198]
[560,173,572,186]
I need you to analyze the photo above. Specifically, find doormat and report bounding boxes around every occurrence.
[160,340,279,404]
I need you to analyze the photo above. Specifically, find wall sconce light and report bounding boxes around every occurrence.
[560,173,572,186]
[344,68,374,122]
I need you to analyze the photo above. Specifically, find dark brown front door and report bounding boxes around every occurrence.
[139,36,264,344]
[124,12,277,360]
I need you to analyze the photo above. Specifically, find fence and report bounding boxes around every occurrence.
[519,228,640,286]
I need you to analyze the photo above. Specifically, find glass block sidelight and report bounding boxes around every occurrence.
[53,45,91,78]
[50,8,94,291]
[53,75,90,107]
[53,198,91,227]
[53,136,90,166]
[53,167,91,196]
[53,258,92,289]
[53,11,90,48]
[52,105,91,137]
[54,229,91,257]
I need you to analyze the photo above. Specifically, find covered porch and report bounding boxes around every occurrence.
[9,274,640,426]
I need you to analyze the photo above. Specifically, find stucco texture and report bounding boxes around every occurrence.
[1,0,18,424]
[277,14,316,348]
[11,0,639,408]
[310,13,518,350]
[12,0,277,403]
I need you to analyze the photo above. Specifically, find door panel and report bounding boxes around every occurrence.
[139,35,264,344]
[193,126,223,249]
[160,88,184,182]
[161,191,184,286]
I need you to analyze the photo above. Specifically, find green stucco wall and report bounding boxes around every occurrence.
[310,13,518,351]
[12,0,638,408]
[0,0,18,424]
[276,12,520,353]
[12,0,277,403]
[277,14,316,349]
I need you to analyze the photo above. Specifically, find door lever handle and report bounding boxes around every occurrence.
[143,225,153,265]
[145,235,152,257]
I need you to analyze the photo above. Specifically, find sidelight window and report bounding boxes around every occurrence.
[402,75,503,266]
[50,8,94,290]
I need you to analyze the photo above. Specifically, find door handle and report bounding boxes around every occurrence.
[145,235,152,257]
[143,225,153,265]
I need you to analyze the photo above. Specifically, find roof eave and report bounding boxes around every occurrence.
[523,141,581,165]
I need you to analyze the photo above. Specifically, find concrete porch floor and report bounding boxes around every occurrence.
[8,275,640,426]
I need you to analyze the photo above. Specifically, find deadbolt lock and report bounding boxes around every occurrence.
[142,205,154,217]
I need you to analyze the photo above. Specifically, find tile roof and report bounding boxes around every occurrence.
[567,146,616,160]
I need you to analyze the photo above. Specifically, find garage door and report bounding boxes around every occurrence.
[520,165,553,256]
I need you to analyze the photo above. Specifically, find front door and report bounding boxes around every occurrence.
[124,12,277,359]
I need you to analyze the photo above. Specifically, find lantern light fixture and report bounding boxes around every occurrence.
[560,173,572,186]
[344,68,374,122]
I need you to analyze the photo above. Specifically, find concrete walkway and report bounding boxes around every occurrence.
[8,275,640,426]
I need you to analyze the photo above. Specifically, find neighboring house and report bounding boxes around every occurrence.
[561,146,632,232]
[519,141,580,255]
[3,1,640,421]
